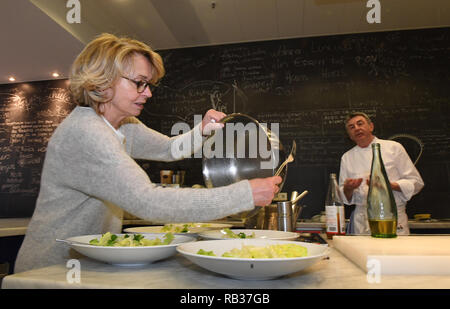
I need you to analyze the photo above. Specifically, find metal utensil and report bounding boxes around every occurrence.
[291,191,299,202]
[56,239,88,246]
[291,190,300,220]
[275,140,296,177]
[292,190,308,205]
[291,190,308,224]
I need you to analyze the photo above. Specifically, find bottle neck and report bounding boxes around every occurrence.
[371,144,383,171]
[326,175,343,206]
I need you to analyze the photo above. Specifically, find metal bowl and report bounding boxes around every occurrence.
[202,113,287,191]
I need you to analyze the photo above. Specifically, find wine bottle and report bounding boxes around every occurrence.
[325,173,346,239]
[367,143,398,238]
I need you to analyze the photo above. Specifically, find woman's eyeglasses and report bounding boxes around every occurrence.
[121,76,155,93]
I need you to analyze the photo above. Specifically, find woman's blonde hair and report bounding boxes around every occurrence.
[69,33,165,113]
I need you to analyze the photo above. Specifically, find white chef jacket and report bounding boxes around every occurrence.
[339,137,424,235]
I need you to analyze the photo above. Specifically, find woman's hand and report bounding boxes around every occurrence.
[249,176,283,206]
[201,109,226,136]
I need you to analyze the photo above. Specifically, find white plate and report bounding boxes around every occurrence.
[65,233,196,266]
[123,223,233,235]
[177,239,329,280]
[199,229,299,240]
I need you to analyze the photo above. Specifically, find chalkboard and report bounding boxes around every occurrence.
[0,27,449,220]
[141,27,450,219]
[0,80,76,217]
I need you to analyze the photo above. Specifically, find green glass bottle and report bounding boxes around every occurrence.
[367,143,398,238]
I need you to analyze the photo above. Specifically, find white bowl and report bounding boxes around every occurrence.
[199,229,299,240]
[65,233,196,266]
[123,223,232,236]
[177,239,329,280]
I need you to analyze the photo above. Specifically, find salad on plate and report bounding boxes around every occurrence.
[89,232,174,247]
[197,243,308,258]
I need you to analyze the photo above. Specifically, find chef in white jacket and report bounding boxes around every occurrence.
[339,112,424,235]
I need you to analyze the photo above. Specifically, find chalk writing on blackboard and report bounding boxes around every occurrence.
[144,80,248,124]
[0,80,75,208]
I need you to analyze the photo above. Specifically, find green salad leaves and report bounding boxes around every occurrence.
[222,228,255,239]
[89,232,174,247]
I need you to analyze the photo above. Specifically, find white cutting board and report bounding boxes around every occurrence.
[333,236,450,275]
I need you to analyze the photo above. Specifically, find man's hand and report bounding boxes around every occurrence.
[390,181,401,192]
[365,179,401,192]
[343,178,363,202]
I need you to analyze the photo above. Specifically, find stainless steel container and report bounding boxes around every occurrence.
[244,190,308,230]
[277,201,293,232]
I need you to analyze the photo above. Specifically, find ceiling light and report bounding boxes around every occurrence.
[52,72,60,78]
[8,76,16,82]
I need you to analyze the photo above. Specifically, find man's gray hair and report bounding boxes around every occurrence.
[345,112,372,127]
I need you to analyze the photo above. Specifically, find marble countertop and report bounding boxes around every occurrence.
[2,238,450,289]
[0,218,30,237]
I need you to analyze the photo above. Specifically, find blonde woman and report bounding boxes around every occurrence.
[15,33,281,272]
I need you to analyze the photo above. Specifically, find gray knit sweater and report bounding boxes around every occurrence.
[15,107,254,272]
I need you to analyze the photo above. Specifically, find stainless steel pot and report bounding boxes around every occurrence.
[202,113,288,190]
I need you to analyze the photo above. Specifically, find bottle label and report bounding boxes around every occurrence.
[326,206,346,234]
[326,206,338,233]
